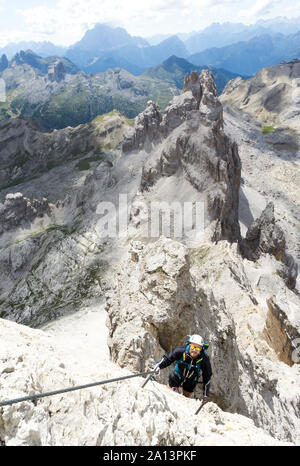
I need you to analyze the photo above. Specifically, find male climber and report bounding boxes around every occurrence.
[154,334,212,401]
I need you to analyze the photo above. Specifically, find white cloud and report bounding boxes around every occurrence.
[16,0,253,44]
[0,29,32,47]
[5,0,300,46]
[18,0,146,44]
[247,0,280,17]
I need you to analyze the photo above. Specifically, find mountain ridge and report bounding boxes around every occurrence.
[2,19,300,76]
[142,55,247,93]
[189,31,300,75]
[0,51,245,129]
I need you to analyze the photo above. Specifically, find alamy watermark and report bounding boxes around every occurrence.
[95,194,205,241]
[0,78,6,102]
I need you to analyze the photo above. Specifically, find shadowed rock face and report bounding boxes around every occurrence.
[184,69,224,130]
[265,294,300,366]
[183,70,203,107]
[0,54,8,72]
[122,70,241,243]
[46,60,66,83]
[0,112,130,194]
[241,203,285,260]
[121,100,162,153]
[240,202,298,289]
[0,192,51,235]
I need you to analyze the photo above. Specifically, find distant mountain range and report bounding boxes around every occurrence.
[9,49,79,75]
[0,41,67,60]
[183,17,300,54]
[1,18,300,76]
[0,51,179,129]
[0,18,299,131]
[189,31,300,75]
[145,16,300,50]
[142,55,244,92]
[0,51,242,130]
[66,29,188,75]
[65,23,149,70]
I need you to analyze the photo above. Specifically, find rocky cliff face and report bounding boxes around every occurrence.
[0,111,131,195]
[104,236,300,444]
[46,60,66,83]
[0,70,299,446]
[123,70,241,243]
[240,202,298,289]
[0,316,292,446]
[0,109,133,327]
[122,100,162,153]
[221,61,300,132]
[0,192,51,235]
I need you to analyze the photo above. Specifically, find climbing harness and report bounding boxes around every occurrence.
[174,336,209,388]
[0,369,157,408]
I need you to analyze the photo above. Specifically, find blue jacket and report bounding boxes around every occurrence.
[158,345,212,395]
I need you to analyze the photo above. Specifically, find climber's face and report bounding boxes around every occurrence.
[189,343,202,358]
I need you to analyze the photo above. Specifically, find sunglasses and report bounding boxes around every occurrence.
[189,345,202,351]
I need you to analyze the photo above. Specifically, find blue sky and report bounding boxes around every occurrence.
[1,0,300,47]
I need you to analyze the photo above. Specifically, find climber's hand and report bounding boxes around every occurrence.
[147,362,160,375]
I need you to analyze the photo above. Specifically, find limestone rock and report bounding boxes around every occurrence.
[0,317,293,446]
[0,66,299,448]
[220,61,300,132]
[105,236,300,444]
[0,192,51,236]
[104,237,194,374]
[240,202,298,288]
[124,71,241,243]
[122,100,162,153]
[0,224,106,327]
[182,69,222,127]
[0,112,130,195]
[183,71,202,107]
[264,292,300,366]
[46,60,66,83]
[160,91,198,134]
[198,69,223,129]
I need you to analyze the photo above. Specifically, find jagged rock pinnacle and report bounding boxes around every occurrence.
[183,70,203,107]
[122,100,162,153]
[122,70,241,243]
[240,202,298,289]
[47,60,66,83]
[0,193,51,236]
[0,54,8,72]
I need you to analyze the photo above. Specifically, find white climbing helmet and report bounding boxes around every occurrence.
[189,334,203,346]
